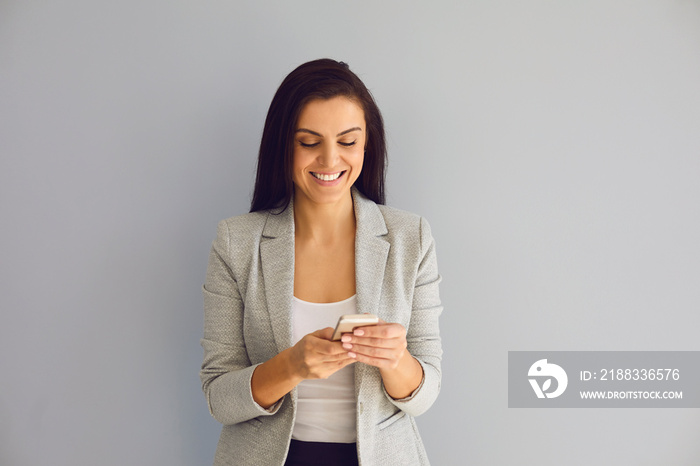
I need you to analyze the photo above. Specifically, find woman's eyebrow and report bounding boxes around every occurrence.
[295,128,322,137]
[336,127,362,137]
[295,127,362,137]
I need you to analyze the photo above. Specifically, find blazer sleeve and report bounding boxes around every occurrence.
[384,216,443,416]
[200,219,282,425]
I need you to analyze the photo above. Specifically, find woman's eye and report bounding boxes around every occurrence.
[339,141,357,147]
[299,141,320,148]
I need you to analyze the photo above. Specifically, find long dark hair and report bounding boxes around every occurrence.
[250,59,386,212]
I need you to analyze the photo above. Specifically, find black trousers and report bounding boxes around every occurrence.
[284,439,359,466]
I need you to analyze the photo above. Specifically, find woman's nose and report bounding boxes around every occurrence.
[317,143,339,167]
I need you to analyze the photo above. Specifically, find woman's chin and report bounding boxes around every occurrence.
[294,184,353,207]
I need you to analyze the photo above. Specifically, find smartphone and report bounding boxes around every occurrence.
[331,314,379,341]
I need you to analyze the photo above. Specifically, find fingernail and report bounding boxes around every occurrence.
[354,329,364,336]
[342,343,352,350]
[341,335,352,342]
[348,352,357,358]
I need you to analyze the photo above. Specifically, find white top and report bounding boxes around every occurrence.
[291,295,357,443]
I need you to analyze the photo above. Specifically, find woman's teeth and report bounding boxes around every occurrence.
[311,172,342,181]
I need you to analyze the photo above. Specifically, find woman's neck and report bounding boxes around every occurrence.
[293,191,355,244]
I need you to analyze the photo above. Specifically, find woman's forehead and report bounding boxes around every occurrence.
[296,97,366,132]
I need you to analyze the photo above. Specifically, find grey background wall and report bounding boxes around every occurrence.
[1,1,699,465]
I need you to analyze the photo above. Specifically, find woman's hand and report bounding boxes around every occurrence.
[289,327,356,380]
[340,319,424,399]
[340,319,407,370]
[252,327,355,408]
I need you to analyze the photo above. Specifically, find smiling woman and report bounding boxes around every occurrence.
[200,59,443,466]
[250,59,387,213]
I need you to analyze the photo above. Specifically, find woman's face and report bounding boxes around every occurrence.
[292,96,366,207]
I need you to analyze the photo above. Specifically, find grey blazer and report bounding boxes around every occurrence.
[201,188,443,466]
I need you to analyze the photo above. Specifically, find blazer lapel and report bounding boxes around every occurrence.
[353,187,390,320]
[260,202,295,354]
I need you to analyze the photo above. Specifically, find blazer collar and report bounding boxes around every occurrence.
[260,187,388,238]
[260,187,390,353]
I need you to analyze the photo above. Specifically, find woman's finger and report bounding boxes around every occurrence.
[341,334,401,349]
[347,350,400,369]
[344,342,398,360]
[353,322,405,339]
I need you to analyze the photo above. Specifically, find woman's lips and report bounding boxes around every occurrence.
[309,170,346,186]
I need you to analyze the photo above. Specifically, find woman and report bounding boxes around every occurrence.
[201,59,442,466]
